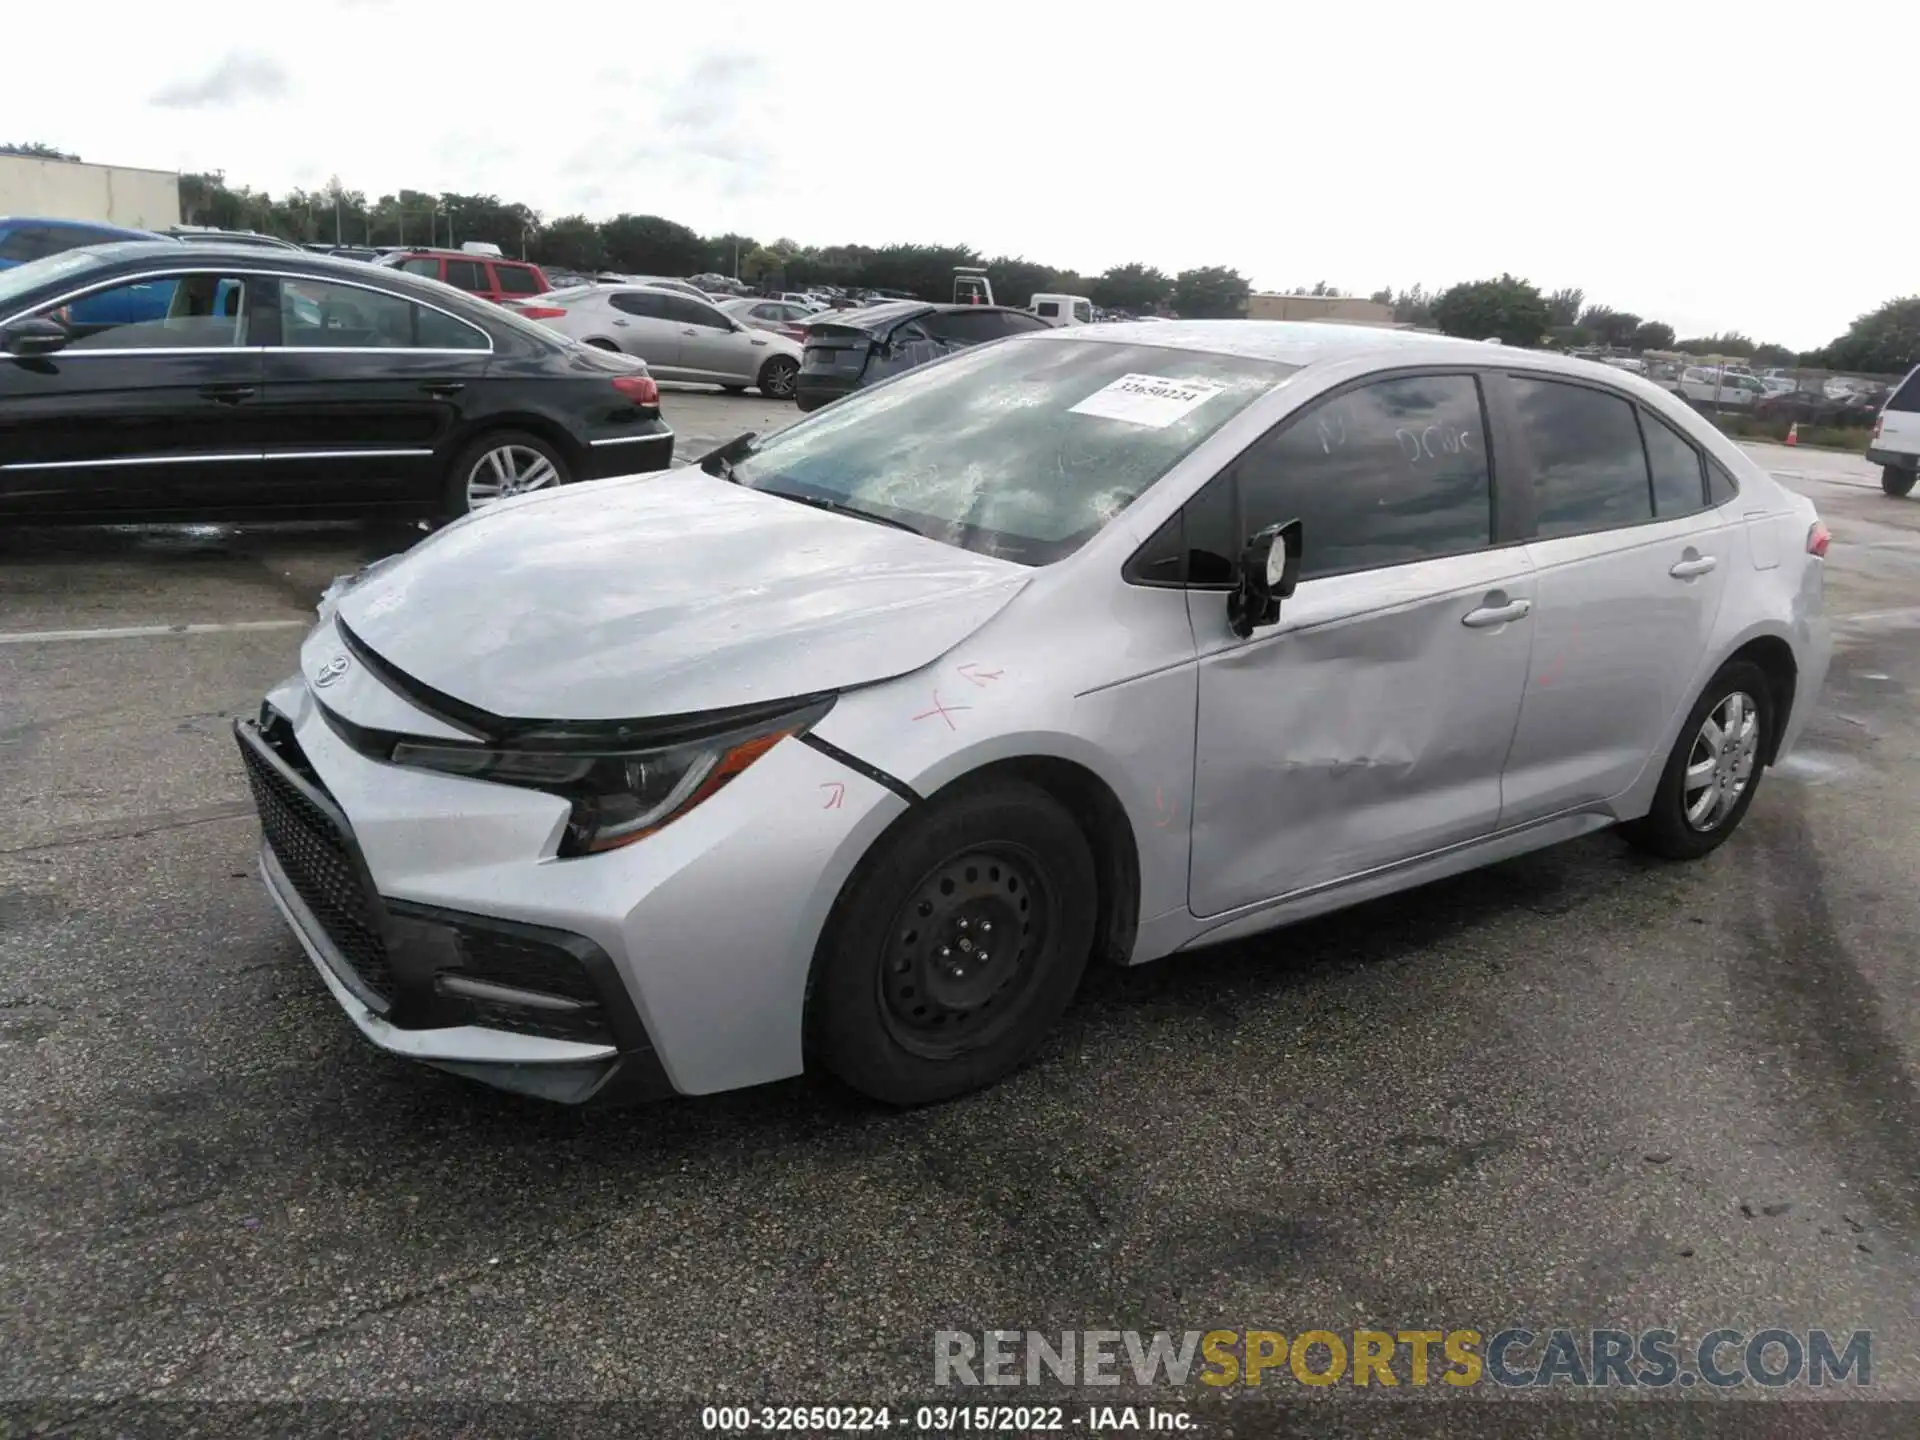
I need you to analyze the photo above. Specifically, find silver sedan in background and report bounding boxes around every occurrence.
[239,323,1830,1107]
[519,284,804,397]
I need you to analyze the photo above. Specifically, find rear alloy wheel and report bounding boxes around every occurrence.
[1883,465,1916,498]
[810,780,1096,1105]
[1621,660,1772,860]
[445,431,570,519]
[758,355,800,400]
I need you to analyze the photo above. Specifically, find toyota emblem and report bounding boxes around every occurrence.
[314,654,351,688]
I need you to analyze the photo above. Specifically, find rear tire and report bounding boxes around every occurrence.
[443,430,570,520]
[757,355,800,400]
[1620,660,1772,861]
[810,780,1097,1105]
[720,383,748,395]
[1883,465,1916,498]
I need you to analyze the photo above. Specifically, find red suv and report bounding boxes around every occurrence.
[378,249,550,305]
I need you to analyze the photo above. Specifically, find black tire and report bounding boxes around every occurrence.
[757,354,799,400]
[809,780,1097,1105]
[1883,465,1916,498]
[720,383,748,395]
[1620,660,1772,861]
[442,430,571,521]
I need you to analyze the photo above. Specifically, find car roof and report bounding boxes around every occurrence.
[0,216,165,238]
[385,247,537,261]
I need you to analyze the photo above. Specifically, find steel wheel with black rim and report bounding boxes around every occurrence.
[1621,659,1773,860]
[758,355,799,400]
[444,430,571,519]
[810,779,1097,1104]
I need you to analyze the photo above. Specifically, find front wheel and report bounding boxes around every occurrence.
[809,780,1097,1105]
[1883,465,1916,498]
[443,431,570,520]
[1620,660,1772,860]
[757,355,799,400]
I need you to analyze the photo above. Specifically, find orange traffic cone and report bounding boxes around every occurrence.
[1786,422,1800,447]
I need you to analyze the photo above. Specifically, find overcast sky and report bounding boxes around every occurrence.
[5,1,1904,348]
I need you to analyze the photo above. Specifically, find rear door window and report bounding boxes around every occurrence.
[1640,412,1707,517]
[495,263,540,296]
[400,257,441,279]
[1509,376,1654,538]
[609,290,671,319]
[444,259,488,292]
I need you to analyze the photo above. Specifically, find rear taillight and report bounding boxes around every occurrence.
[1807,521,1830,558]
[611,374,659,406]
[517,306,568,320]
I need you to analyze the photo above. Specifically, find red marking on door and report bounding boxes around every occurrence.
[911,691,971,729]
[1153,786,1176,828]
[820,781,845,809]
[957,663,1004,686]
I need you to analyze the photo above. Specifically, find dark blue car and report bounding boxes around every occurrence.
[0,217,175,324]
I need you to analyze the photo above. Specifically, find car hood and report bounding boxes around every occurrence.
[333,470,1031,722]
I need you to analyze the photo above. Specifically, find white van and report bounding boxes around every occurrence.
[1030,293,1093,327]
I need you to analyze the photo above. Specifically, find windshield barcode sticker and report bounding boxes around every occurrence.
[1068,373,1227,428]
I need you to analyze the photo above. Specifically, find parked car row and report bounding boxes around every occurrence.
[0,240,673,524]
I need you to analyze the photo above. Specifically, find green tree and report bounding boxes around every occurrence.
[533,214,608,272]
[1674,332,1755,358]
[741,245,785,287]
[599,213,705,275]
[1811,297,1920,375]
[1631,320,1675,351]
[1751,342,1797,368]
[1382,284,1434,327]
[1430,274,1550,347]
[1578,306,1642,348]
[1545,287,1584,327]
[1171,265,1250,319]
[1,141,79,160]
[984,256,1059,310]
[1091,262,1172,313]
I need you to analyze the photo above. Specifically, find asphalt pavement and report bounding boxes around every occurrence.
[2,414,1917,1437]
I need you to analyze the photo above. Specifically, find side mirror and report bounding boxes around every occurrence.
[1227,518,1303,638]
[4,315,72,357]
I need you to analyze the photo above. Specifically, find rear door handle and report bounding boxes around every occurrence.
[1462,598,1532,628]
[681,328,698,336]
[612,318,630,327]
[1670,556,1718,578]
[420,382,465,397]
[199,384,255,403]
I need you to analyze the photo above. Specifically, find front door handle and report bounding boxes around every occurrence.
[420,382,465,398]
[199,384,256,404]
[681,327,699,336]
[1670,555,1718,578]
[1462,598,1532,628]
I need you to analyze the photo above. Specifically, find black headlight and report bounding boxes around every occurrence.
[390,698,833,857]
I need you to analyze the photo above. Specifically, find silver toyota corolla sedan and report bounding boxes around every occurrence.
[236,322,1831,1106]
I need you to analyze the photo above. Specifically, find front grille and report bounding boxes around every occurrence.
[238,722,396,1002]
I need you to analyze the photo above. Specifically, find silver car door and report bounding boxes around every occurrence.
[1184,371,1534,917]
[603,291,684,374]
[1495,375,1731,825]
[668,295,754,382]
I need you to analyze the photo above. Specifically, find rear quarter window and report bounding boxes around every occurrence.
[1887,368,1920,413]
[494,264,541,296]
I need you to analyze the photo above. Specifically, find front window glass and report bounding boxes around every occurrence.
[727,338,1297,565]
[47,272,248,348]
